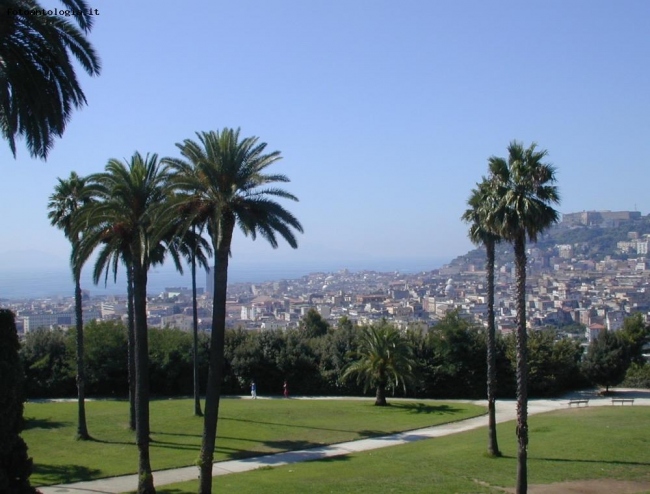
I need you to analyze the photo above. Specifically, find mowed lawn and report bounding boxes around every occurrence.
[23,397,485,486]
[157,406,650,494]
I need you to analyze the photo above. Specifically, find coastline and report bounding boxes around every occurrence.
[0,257,450,300]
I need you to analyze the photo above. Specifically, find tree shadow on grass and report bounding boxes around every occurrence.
[534,456,650,467]
[151,430,201,439]
[388,403,465,415]
[33,463,102,485]
[357,429,388,438]
[24,417,70,430]
[89,437,134,446]
[235,442,354,466]
[216,439,329,461]
[222,417,356,434]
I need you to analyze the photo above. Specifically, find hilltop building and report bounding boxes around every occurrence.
[562,210,641,227]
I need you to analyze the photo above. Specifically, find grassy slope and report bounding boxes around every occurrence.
[158,407,650,494]
[23,398,485,486]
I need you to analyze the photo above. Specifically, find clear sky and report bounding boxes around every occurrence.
[2,0,650,273]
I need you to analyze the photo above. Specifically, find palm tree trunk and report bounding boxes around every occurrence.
[74,273,90,440]
[375,383,387,406]
[127,261,136,431]
[485,238,500,457]
[133,264,155,494]
[191,243,202,417]
[199,220,234,494]
[514,234,528,494]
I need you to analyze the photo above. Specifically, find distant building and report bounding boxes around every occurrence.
[562,210,641,228]
[23,310,101,332]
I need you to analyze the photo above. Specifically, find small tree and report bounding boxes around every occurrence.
[582,331,629,393]
[0,310,37,493]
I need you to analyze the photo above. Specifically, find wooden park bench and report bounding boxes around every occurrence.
[568,399,589,407]
[611,398,635,406]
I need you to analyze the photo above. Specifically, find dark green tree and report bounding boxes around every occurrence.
[82,320,128,396]
[505,330,584,397]
[47,171,93,439]
[462,177,502,456]
[488,141,560,494]
[582,331,629,393]
[618,313,650,365]
[0,0,101,159]
[428,310,487,398]
[165,128,303,494]
[314,317,359,394]
[299,308,330,338]
[19,328,74,398]
[0,310,37,493]
[343,321,416,406]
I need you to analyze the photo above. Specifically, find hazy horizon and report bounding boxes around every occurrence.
[0,255,452,300]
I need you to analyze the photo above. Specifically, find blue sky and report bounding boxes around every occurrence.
[2,0,650,275]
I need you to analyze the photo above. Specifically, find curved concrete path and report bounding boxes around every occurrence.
[38,389,650,494]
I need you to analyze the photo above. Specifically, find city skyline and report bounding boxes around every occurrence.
[2,1,650,278]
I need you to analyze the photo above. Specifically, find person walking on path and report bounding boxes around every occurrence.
[251,381,257,399]
[283,380,289,398]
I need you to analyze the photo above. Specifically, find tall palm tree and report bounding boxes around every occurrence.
[165,128,303,494]
[74,152,173,494]
[47,171,92,440]
[488,141,560,494]
[461,177,501,457]
[166,177,214,417]
[0,0,101,159]
[166,215,212,416]
[343,321,416,406]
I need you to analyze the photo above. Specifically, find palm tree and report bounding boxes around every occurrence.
[167,215,212,416]
[461,177,501,457]
[47,171,92,440]
[0,0,101,159]
[488,141,560,494]
[343,322,416,406]
[165,128,303,494]
[167,172,214,417]
[74,152,173,494]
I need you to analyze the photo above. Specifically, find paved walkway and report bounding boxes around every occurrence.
[38,389,650,494]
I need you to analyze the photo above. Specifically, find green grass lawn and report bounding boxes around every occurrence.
[156,406,650,494]
[24,397,485,486]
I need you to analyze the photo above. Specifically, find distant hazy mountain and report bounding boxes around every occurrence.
[451,214,650,266]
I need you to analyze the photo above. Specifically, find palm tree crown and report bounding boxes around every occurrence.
[462,178,501,248]
[74,152,171,274]
[0,0,101,159]
[47,171,92,245]
[487,141,560,243]
[166,128,303,249]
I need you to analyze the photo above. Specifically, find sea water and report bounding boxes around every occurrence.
[0,257,449,300]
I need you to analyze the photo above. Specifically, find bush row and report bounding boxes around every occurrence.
[23,309,645,400]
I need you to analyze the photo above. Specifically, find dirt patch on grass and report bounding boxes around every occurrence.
[503,479,650,493]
